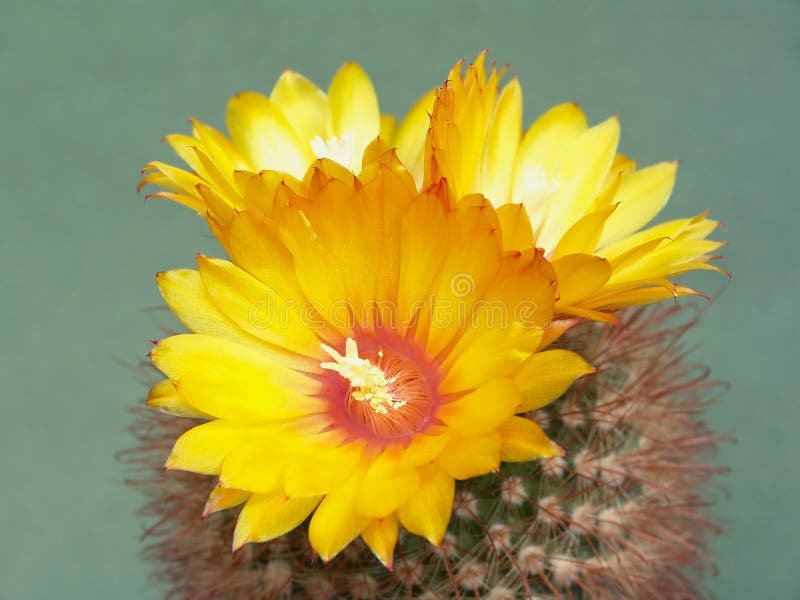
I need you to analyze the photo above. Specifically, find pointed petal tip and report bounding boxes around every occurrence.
[373,551,394,570]
[551,441,567,457]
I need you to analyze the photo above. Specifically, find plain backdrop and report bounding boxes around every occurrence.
[1,1,798,598]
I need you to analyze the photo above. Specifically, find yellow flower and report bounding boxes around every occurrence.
[147,148,593,567]
[424,53,726,321]
[139,63,434,220]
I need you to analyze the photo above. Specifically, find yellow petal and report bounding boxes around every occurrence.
[437,378,522,436]
[357,449,421,518]
[605,237,666,273]
[166,420,271,475]
[394,88,436,185]
[156,269,283,355]
[608,238,725,285]
[190,148,242,209]
[139,161,204,202]
[437,431,501,480]
[437,322,543,395]
[146,379,209,419]
[308,467,370,562]
[327,62,380,162]
[197,255,325,359]
[203,484,250,517]
[307,161,413,314]
[142,189,206,214]
[481,78,522,204]
[283,441,365,497]
[396,186,450,336]
[150,333,315,390]
[424,56,501,199]
[270,69,328,143]
[233,169,294,218]
[191,118,248,174]
[232,492,321,551]
[551,205,618,260]
[489,248,557,328]
[552,254,612,307]
[397,463,454,545]
[598,161,678,247]
[361,514,399,569]
[498,416,563,461]
[174,371,322,422]
[150,334,323,420]
[399,430,451,468]
[557,304,620,323]
[219,440,290,493]
[226,91,311,177]
[511,102,587,211]
[419,201,502,358]
[221,212,308,309]
[598,213,717,262]
[590,283,704,310]
[496,202,535,251]
[164,133,208,178]
[513,350,594,412]
[380,114,398,142]
[535,116,620,251]
[536,318,580,351]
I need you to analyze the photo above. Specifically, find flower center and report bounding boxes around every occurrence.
[310,131,358,171]
[321,339,406,415]
[320,338,436,441]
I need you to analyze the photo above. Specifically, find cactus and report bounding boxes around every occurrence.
[123,304,725,599]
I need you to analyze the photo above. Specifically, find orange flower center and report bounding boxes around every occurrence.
[320,337,438,443]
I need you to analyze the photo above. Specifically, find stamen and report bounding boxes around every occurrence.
[310,131,358,170]
[520,163,560,201]
[321,339,407,415]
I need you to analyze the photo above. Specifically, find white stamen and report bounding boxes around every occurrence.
[310,130,358,170]
[320,338,406,414]
[520,163,560,201]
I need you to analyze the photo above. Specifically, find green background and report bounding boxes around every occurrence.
[1,1,797,598]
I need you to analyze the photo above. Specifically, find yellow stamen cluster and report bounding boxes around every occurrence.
[320,339,407,415]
